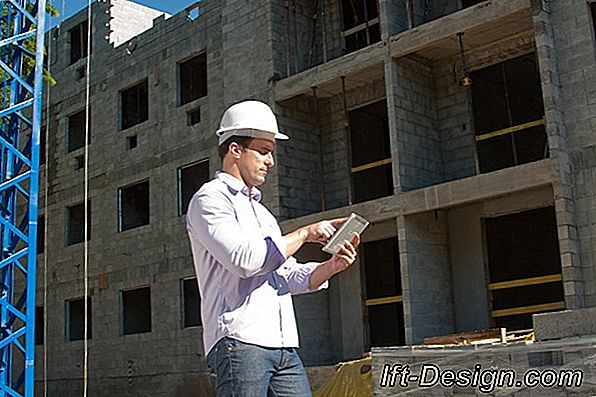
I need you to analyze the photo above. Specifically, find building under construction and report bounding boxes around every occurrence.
[36,0,596,395]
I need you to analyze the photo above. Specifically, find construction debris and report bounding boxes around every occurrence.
[423,328,535,346]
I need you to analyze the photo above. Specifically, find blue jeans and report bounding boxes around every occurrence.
[206,337,312,397]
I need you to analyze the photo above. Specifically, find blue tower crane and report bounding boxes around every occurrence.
[0,1,47,396]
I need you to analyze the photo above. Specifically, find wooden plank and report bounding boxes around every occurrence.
[365,295,403,306]
[423,328,506,345]
[491,302,565,318]
[343,17,380,37]
[488,274,562,291]
[351,158,392,173]
[475,119,545,142]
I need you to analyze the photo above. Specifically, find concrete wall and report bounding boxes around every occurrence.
[571,147,596,307]
[543,0,596,307]
[270,0,345,78]
[435,58,476,183]
[422,0,460,23]
[548,1,596,151]
[392,57,443,191]
[109,0,168,48]
[277,96,323,219]
[318,95,351,210]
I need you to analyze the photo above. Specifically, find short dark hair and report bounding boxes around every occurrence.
[218,136,254,160]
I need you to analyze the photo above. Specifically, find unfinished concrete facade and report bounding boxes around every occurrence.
[36,0,596,395]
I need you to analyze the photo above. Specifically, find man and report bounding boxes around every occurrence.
[186,100,360,397]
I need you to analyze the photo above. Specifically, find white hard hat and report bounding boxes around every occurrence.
[216,100,289,145]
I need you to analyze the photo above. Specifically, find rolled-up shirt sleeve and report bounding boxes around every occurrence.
[277,257,329,295]
[186,185,287,278]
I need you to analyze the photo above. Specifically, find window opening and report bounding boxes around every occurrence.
[66,202,91,245]
[485,207,564,330]
[69,20,90,65]
[349,99,392,203]
[179,53,207,105]
[470,53,547,173]
[122,287,151,335]
[119,181,150,231]
[187,107,201,126]
[67,110,87,152]
[66,298,92,341]
[361,237,405,348]
[341,0,381,53]
[182,278,202,328]
[121,80,149,130]
[178,160,209,216]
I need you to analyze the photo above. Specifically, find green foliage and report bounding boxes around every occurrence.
[1,0,58,107]
[47,2,59,17]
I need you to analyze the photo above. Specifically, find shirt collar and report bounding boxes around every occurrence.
[216,171,262,201]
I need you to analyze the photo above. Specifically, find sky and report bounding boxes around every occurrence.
[49,0,195,23]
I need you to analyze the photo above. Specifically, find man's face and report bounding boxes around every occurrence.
[237,138,275,188]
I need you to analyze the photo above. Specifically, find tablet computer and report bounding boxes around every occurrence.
[322,213,369,254]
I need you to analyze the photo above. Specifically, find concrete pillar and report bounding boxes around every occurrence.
[384,58,403,194]
[328,257,365,360]
[378,0,409,38]
[448,204,491,332]
[398,212,455,344]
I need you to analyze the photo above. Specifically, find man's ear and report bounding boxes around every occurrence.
[229,142,243,159]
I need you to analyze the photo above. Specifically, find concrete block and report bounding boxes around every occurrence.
[533,308,596,341]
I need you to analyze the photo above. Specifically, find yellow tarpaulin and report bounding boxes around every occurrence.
[313,356,372,397]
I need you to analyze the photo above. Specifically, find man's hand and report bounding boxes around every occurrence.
[303,218,346,244]
[309,233,361,290]
[325,232,360,275]
[284,217,346,259]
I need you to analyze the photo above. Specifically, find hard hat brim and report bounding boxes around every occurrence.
[217,128,289,145]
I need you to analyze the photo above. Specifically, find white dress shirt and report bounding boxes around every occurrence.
[186,172,327,355]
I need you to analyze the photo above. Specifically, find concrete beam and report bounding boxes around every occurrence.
[279,158,557,233]
[389,0,532,60]
[273,42,385,102]
[401,158,557,215]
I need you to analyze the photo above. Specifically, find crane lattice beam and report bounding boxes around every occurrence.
[0,1,46,396]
